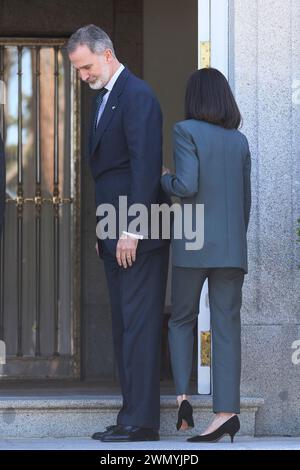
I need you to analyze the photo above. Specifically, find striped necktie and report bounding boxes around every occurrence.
[93,87,108,132]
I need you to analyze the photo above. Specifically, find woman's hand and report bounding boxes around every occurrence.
[162,166,171,176]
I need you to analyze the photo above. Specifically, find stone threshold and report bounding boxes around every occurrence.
[0,394,264,438]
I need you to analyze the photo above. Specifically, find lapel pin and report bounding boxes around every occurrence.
[112,106,116,110]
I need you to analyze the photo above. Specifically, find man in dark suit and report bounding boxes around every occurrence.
[0,132,5,237]
[68,25,169,442]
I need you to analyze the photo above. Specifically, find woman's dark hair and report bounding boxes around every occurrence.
[185,68,242,129]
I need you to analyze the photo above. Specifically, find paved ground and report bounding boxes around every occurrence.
[0,436,299,450]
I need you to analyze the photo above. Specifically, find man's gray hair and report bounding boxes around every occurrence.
[67,24,115,57]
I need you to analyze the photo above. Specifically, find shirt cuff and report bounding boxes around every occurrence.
[122,231,144,240]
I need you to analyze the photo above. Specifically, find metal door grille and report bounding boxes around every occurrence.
[0,39,81,379]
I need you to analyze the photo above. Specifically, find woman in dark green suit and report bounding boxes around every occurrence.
[161,68,251,443]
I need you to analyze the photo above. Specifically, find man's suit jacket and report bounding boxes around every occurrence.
[161,119,251,274]
[0,133,5,236]
[88,67,170,255]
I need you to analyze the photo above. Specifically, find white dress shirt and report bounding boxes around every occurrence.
[96,63,125,126]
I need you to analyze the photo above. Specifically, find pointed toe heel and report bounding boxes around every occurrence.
[187,415,240,443]
[176,400,194,431]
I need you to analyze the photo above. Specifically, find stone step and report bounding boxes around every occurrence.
[0,395,264,438]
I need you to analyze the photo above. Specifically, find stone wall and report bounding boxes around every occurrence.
[230,0,300,435]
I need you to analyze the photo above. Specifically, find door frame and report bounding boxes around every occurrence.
[197,0,229,394]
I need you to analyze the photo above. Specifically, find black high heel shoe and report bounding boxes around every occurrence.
[176,400,194,431]
[187,415,240,443]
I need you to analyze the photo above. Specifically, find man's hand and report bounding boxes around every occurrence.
[116,233,139,268]
[162,166,171,176]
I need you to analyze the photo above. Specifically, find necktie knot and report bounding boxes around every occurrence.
[96,87,108,102]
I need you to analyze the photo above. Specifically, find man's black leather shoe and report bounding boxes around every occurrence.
[92,424,120,440]
[100,425,160,442]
